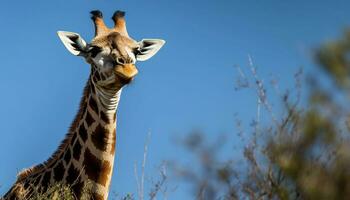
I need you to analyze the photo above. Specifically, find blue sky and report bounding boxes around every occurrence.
[0,0,349,199]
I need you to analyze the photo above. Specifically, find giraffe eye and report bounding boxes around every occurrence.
[116,57,126,65]
[89,46,102,57]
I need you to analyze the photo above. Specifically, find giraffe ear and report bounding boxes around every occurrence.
[136,39,165,61]
[57,31,88,56]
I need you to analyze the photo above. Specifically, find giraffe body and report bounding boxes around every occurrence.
[3,10,165,200]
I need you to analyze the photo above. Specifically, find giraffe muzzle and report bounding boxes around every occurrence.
[114,64,138,80]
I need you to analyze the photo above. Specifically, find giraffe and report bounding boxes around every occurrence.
[2,10,165,200]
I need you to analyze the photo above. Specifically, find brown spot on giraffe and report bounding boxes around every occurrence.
[100,110,110,124]
[91,124,109,151]
[41,170,52,189]
[53,162,65,182]
[78,124,88,142]
[66,164,80,184]
[83,148,111,186]
[64,148,72,164]
[73,140,82,161]
[85,109,95,127]
[89,96,98,113]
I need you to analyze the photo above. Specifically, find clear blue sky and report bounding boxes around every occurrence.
[0,0,349,199]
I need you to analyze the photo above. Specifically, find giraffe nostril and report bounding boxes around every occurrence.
[116,57,125,65]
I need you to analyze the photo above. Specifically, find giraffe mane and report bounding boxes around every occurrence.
[16,80,92,182]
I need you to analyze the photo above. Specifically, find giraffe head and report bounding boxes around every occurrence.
[57,10,165,88]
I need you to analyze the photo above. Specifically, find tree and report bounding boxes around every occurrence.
[175,30,350,200]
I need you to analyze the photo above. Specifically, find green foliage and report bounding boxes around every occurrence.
[316,29,350,88]
[270,30,350,199]
[28,183,75,200]
[17,181,92,200]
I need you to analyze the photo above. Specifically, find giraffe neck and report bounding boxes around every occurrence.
[94,78,122,116]
[10,77,123,200]
[75,78,121,199]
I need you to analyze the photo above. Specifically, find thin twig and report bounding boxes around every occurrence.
[134,162,141,200]
[248,55,279,128]
[134,131,151,200]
